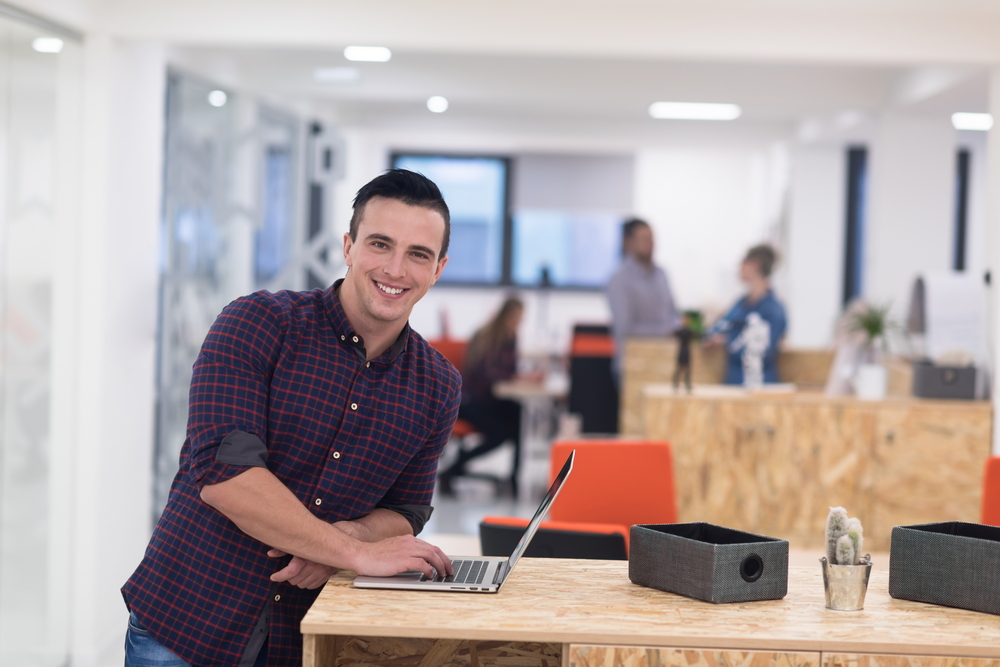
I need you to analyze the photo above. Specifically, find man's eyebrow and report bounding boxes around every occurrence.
[365,232,438,258]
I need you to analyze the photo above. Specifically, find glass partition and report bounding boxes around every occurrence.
[0,11,81,666]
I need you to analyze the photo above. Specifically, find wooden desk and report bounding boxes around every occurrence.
[301,559,1000,667]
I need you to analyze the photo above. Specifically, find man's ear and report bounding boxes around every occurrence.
[342,232,354,268]
[430,255,449,285]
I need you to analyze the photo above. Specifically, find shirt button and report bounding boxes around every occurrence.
[314,498,322,506]
[333,451,341,459]
[274,594,281,602]
[340,335,345,341]
[366,362,371,368]
[352,335,359,343]
[350,402,358,411]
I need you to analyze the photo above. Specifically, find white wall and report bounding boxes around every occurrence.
[633,144,790,320]
[71,34,164,667]
[785,145,846,347]
[865,113,955,324]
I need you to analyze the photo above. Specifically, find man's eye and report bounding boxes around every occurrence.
[372,241,388,249]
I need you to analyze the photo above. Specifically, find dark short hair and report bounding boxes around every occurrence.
[743,244,778,278]
[622,217,650,241]
[350,169,451,258]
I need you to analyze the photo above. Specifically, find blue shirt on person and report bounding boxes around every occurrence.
[708,290,787,384]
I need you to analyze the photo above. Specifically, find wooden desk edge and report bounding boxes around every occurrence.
[299,622,1000,659]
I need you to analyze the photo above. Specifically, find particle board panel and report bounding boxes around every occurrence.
[569,646,819,667]
[872,406,992,534]
[301,561,1000,658]
[641,392,989,551]
[325,636,560,667]
[824,655,1000,667]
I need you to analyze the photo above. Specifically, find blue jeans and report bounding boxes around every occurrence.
[125,612,268,667]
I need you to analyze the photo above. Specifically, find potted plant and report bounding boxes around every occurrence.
[819,507,872,610]
[847,302,894,400]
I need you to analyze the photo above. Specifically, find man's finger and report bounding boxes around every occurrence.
[267,549,288,558]
[271,557,305,582]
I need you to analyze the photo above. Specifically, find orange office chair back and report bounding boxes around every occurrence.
[428,338,467,374]
[982,456,1000,526]
[548,439,678,527]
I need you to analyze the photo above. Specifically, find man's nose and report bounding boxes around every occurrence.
[383,250,406,278]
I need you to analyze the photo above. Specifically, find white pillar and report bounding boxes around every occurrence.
[989,66,1000,455]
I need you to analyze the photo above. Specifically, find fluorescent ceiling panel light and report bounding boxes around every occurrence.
[32,37,63,53]
[207,90,228,107]
[649,102,741,121]
[952,112,993,131]
[314,67,361,83]
[344,46,391,62]
[427,96,449,113]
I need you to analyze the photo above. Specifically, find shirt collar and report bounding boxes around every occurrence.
[322,279,410,364]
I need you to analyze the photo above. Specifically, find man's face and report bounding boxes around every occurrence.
[740,259,762,284]
[342,197,448,329]
[626,224,654,263]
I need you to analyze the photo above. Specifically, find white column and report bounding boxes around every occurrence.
[71,34,165,667]
[989,66,1000,455]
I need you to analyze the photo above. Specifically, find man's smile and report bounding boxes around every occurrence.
[374,280,407,296]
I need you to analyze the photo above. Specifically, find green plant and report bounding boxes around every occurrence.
[847,303,894,351]
[825,506,865,565]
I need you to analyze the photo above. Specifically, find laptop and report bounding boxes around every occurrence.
[353,450,575,593]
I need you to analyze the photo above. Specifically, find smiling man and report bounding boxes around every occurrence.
[122,170,462,667]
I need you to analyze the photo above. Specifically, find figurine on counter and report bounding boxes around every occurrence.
[673,312,697,392]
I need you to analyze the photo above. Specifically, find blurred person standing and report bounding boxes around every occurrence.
[606,218,682,380]
[706,244,787,385]
[438,297,528,496]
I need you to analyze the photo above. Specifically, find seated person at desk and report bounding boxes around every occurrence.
[120,170,457,667]
[706,244,787,386]
[438,297,532,496]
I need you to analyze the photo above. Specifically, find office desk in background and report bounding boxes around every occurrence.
[494,377,567,500]
[301,558,1000,667]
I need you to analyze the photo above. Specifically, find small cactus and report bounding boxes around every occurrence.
[825,507,864,565]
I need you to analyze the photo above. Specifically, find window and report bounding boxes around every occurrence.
[392,151,633,289]
[843,146,867,306]
[391,154,509,284]
[953,148,970,272]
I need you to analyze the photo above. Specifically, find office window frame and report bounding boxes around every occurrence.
[389,151,612,291]
[842,146,868,307]
[953,148,970,272]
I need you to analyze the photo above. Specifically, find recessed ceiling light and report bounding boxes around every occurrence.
[344,46,391,62]
[649,102,742,121]
[32,37,63,53]
[427,96,449,113]
[313,67,361,84]
[207,90,228,107]
[952,112,993,131]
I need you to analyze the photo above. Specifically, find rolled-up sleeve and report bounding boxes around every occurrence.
[186,293,285,487]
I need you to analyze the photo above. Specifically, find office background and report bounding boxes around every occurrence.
[1,1,999,665]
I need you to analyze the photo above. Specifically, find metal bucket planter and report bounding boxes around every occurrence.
[820,556,872,610]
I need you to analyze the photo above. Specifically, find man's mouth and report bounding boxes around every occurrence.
[375,281,406,296]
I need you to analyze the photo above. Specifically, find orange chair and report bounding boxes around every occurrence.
[479,439,677,557]
[426,338,477,439]
[982,456,1000,526]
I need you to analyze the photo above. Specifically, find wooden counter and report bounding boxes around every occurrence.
[641,385,993,551]
[620,339,914,436]
[301,559,1000,667]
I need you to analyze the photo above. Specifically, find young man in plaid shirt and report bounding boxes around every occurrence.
[123,170,461,667]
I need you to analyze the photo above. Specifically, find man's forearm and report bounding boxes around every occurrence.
[336,508,414,543]
[200,467,361,570]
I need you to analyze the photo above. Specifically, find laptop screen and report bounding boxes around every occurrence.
[506,450,575,570]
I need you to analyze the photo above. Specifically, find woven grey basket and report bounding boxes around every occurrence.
[889,522,1000,615]
[629,522,789,604]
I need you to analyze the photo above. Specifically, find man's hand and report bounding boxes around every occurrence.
[351,535,453,579]
[267,549,337,589]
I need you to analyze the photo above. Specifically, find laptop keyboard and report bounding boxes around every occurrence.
[422,559,489,584]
